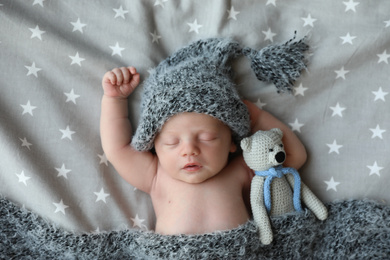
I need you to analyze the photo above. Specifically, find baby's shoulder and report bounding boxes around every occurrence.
[225,155,253,180]
[228,154,248,168]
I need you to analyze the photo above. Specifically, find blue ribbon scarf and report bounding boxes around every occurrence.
[254,165,303,213]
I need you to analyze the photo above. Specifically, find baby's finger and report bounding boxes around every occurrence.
[128,66,137,75]
[112,68,123,85]
[130,72,141,88]
[103,71,117,86]
[120,67,131,84]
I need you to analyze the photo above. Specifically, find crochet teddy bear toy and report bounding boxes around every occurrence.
[241,128,328,245]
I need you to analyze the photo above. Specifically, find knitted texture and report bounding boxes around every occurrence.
[255,166,303,213]
[250,176,274,245]
[243,35,309,93]
[241,128,285,172]
[131,37,309,151]
[285,174,328,220]
[1,197,389,259]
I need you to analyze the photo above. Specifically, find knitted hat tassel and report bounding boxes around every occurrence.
[242,35,309,93]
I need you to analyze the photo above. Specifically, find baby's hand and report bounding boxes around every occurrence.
[102,67,140,98]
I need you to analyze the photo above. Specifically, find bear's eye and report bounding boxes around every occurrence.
[279,144,284,148]
[269,148,274,152]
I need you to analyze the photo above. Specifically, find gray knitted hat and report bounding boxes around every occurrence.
[131,36,308,151]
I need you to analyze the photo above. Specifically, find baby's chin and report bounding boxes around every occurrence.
[178,171,218,184]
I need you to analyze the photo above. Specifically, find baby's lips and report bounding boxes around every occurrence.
[183,163,202,171]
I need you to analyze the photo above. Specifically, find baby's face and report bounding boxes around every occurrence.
[154,112,236,184]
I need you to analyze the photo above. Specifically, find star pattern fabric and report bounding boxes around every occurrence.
[25,62,41,77]
[70,18,86,33]
[109,42,125,57]
[187,19,202,34]
[29,25,45,40]
[0,1,389,234]
[301,14,317,27]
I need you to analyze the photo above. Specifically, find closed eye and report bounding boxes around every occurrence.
[199,133,217,141]
[164,138,179,146]
[279,144,284,148]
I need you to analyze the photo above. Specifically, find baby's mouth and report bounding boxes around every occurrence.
[183,163,202,172]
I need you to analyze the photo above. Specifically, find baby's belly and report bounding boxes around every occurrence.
[154,201,250,235]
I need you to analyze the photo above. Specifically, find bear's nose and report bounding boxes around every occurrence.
[275,152,286,164]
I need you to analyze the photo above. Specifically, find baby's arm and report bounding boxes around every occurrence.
[243,100,307,170]
[101,67,157,193]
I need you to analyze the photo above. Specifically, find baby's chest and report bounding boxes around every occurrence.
[168,180,242,205]
[153,178,246,216]
[152,181,249,234]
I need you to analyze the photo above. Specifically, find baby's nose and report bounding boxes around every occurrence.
[182,141,199,157]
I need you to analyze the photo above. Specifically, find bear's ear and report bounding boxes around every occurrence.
[271,128,283,138]
[240,137,251,152]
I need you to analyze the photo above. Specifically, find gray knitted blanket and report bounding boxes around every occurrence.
[1,198,389,259]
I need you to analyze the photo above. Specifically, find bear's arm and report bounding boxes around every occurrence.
[285,174,328,220]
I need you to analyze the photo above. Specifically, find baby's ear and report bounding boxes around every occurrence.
[240,137,251,152]
[230,142,237,153]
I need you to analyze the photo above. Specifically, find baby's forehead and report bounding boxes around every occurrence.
[159,112,230,133]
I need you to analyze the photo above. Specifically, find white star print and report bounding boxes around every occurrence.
[98,153,108,166]
[289,118,304,133]
[369,125,386,139]
[187,19,202,34]
[262,28,276,42]
[20,137,32,150]
[324,177,340,191]
[154,0,168,8]
[330,103,346,117]
[53,199,69,214]
[377,50,390,64]
[343,0,359,12]
[113,5,128,19]
[109,42,125,57]
[372,87,388,102]
[64,89,80,104]
[69,52,85,66]
[70,18,86,33]
[384,19,390,28]
[32,0,45,7]
[15,171,31,186]
[29,25,45,40]
[21,101,37,116]
[25,62,42,77]
[367,161,383,176]
[150,30,162,44]
[301,14,317,27]
[131,214,147,230]
[255,98,267,109]
[55,164,71,179]
[266,0,277,6]
[94,188,110,203]
[227,6,240,20]
[334,66,349,80]
[294,83,308,96]
[340,33,356,45]
[327,140,343,154]
[60,125,75,140]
